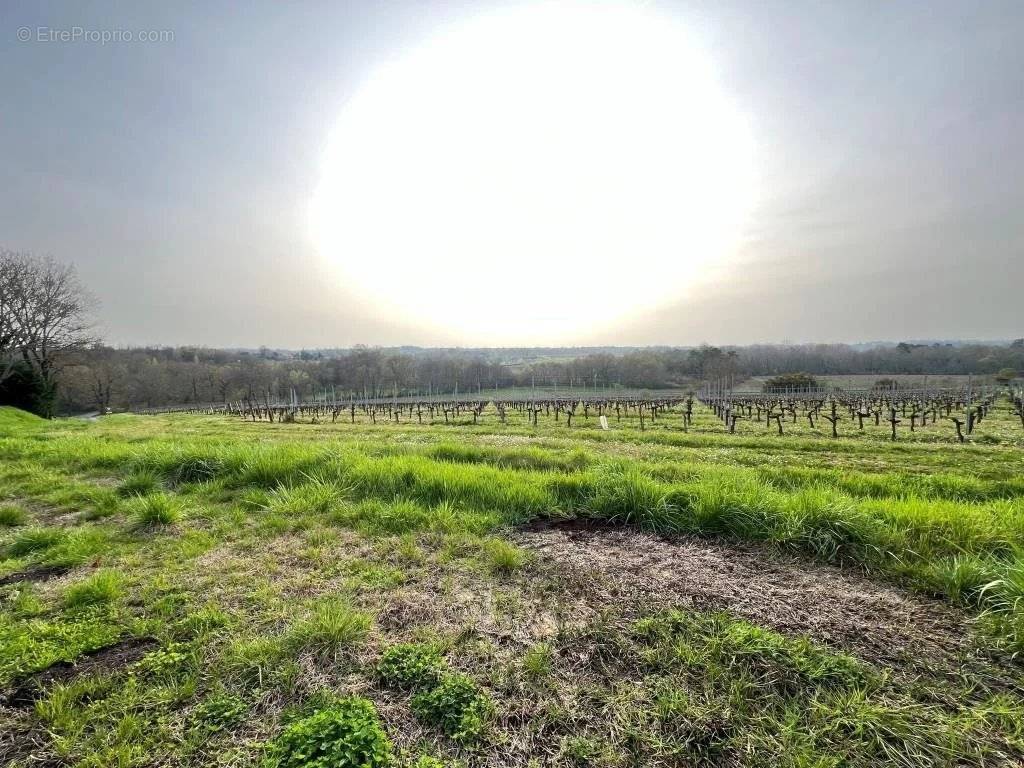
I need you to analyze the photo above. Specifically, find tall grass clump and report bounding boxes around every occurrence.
[82,489,121,520]
[0,503,28,527]
[64,569,124,608]
[132,493,184,528]
[923,554,999,605]
[428,442,590,472]
[774,487,882,563]
[7,526,65,556]
[117,468,161,497]
[483,538,530,573]
[584,464,674,528]
[670,473,777,536]
[264,472,348,517]
[167,451,225,485]
[43,532,114,569]
[227,445,322,489]
[340,454,551,522]
[354,498,431,535]
[984,562,1024,616]
[285,599,371,658]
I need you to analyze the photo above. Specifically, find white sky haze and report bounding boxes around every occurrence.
[2,0,1021,347]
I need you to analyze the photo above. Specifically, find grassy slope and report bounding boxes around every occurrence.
[0,402,1023,766]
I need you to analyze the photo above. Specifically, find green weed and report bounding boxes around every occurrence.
[268,697,392,768]
[377,642,447,689]
[411,672,494,743]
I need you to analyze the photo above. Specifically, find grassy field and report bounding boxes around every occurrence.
[1,400,1023,766]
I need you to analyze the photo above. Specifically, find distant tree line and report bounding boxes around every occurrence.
[6,248,1020,417]
[56,340,1024,414]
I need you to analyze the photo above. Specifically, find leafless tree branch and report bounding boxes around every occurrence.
[0,249,98,388]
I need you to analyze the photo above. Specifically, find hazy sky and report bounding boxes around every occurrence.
[2,1,1022,348]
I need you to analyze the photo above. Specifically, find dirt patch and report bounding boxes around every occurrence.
[0,714,63,768]
[3,637,157,708]
[0,565,71,586]
[513,521,977,669]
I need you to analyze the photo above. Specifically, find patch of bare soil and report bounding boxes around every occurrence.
[2,637,157,709]
[0,565,71,587]
[512,521,976,670]
[0,713,63,768]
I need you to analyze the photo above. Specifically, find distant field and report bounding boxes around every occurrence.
[2,401,1023,766]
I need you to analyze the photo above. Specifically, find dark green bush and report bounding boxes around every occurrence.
[411,673,494,743]
[0,361,56,418]
[268,697,392,768]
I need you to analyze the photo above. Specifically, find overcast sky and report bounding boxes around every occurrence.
[2,1,1022,348]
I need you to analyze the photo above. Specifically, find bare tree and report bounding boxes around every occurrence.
[0,251,31,385]
[0,250,97,413]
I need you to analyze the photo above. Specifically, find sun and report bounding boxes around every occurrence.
[310,1,755,344]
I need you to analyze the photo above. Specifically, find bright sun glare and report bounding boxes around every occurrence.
[310,2,755,343]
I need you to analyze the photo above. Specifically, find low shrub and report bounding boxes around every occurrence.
[764,372,819,392]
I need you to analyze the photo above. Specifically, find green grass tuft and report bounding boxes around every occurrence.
[117,468,162,497]
[0,503,28,527]
[131,492,184,527]
[285,599,372,658]
[522,642,553,679]
[63,569,124,608]
[7,526,65,556]
[482,537,530,573]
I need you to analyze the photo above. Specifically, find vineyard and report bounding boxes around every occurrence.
[138,382,1023,444]
[1,395,1024,767]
